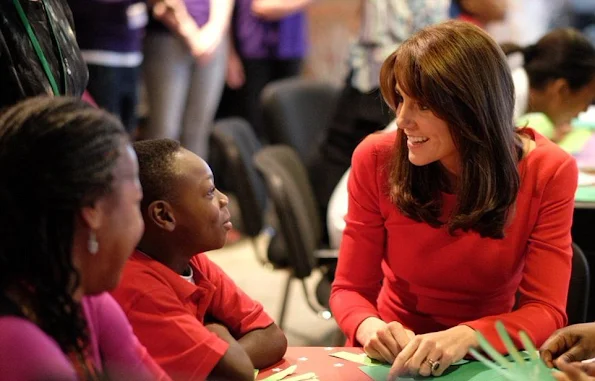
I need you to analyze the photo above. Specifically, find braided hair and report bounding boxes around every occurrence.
[0,96,126,365]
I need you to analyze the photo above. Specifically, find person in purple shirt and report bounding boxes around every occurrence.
[67,0,148,135]
[142,0,234,158]
[67,0,216,137]
[0,96,169,381]
[218,0,314,141]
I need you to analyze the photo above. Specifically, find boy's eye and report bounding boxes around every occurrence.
[207,187,216,196]
[418,103,429,111]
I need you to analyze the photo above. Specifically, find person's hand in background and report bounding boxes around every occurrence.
[541,323,595,368]
[251,0,315,21]
[555,359,595,381]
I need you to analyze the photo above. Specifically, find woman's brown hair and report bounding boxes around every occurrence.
[379,20,521,238]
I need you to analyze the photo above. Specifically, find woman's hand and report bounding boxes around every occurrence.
[355,317,415,364]
[388,325,478,379]
[555,359,595,381]
[541,323,595,368]
[186,23,224,64]
[225,49,245,89]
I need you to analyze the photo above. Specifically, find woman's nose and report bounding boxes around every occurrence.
[218,190,229,207]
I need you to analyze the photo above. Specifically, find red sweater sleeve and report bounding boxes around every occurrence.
[463,155,577,352]
[329,134,388,345]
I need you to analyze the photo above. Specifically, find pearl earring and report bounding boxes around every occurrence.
[88,231,99,255]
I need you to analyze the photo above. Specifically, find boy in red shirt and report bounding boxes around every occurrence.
[112,139,287,381]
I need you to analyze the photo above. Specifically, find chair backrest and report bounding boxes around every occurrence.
[253,145,322,279]
[210,118,267,237]
[567,242,591,324]
[261,78,339,165]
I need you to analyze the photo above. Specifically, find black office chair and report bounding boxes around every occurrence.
[567,242,590,324]
[210,118,274,264]
[261,78,339,166]
[253,145,337,329]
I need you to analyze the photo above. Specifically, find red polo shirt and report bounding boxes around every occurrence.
[111,251,274,381]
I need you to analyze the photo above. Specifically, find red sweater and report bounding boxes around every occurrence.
[330,129,577,352]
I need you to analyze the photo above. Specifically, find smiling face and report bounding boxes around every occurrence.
[170,149,232,253]
[395,84,459,175]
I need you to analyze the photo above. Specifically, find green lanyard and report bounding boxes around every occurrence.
[12,0,67,96]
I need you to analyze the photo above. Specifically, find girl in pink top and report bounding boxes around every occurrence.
[0,97,169,380]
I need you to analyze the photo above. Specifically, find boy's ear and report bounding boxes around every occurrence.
[147,200,176,232]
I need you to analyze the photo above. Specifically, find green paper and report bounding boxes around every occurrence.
[359,361,505,381]
[576,186,595,202]
[254,369,259,379]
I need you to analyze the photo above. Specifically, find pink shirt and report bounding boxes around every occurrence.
[0,292,170,380]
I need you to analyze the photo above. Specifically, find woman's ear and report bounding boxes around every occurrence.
[80,200,105,231]
[148,200,176,232]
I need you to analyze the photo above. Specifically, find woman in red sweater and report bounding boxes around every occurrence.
[329,20,578,379]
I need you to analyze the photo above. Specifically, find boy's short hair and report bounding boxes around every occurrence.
[133,139,182,212]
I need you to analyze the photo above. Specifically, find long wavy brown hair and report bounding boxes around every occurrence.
[379,21,522,238]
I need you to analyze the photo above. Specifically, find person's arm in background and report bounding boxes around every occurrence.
[225,33,246,90]
[200,255,287,369]
[541,323,595,367]
[251,0,316,21]
[148,0,201,44]
[193,0,234,63]
[458,0,507,24]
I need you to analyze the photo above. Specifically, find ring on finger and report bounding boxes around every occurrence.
[426,359,440,373]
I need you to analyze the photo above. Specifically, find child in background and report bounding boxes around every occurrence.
[504,28,595,150]
[112,138,287,381]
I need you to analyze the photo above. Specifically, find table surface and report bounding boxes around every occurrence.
[257,347,372,381]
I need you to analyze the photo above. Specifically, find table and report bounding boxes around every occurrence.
[256,347,520,381]
[257,347,369,381]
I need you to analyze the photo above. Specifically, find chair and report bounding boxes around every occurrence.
[209,118,273,264]
[261,78,340,166]
[253,145,338,329]
[567,242,590,324]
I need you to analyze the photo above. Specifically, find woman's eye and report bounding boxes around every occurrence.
[418,103,430,111]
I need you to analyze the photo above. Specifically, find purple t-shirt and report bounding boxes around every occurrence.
[68,0,146,53]
[233,0,307,59]
[148,0,210,32]
[0,293,169,380]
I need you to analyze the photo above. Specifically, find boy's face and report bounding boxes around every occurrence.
[170,149,232,253]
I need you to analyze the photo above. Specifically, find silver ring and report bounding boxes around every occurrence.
[426,359,440,373]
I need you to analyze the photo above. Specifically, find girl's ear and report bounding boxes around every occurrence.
[80,199,106,231]
[147,200,176,232]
